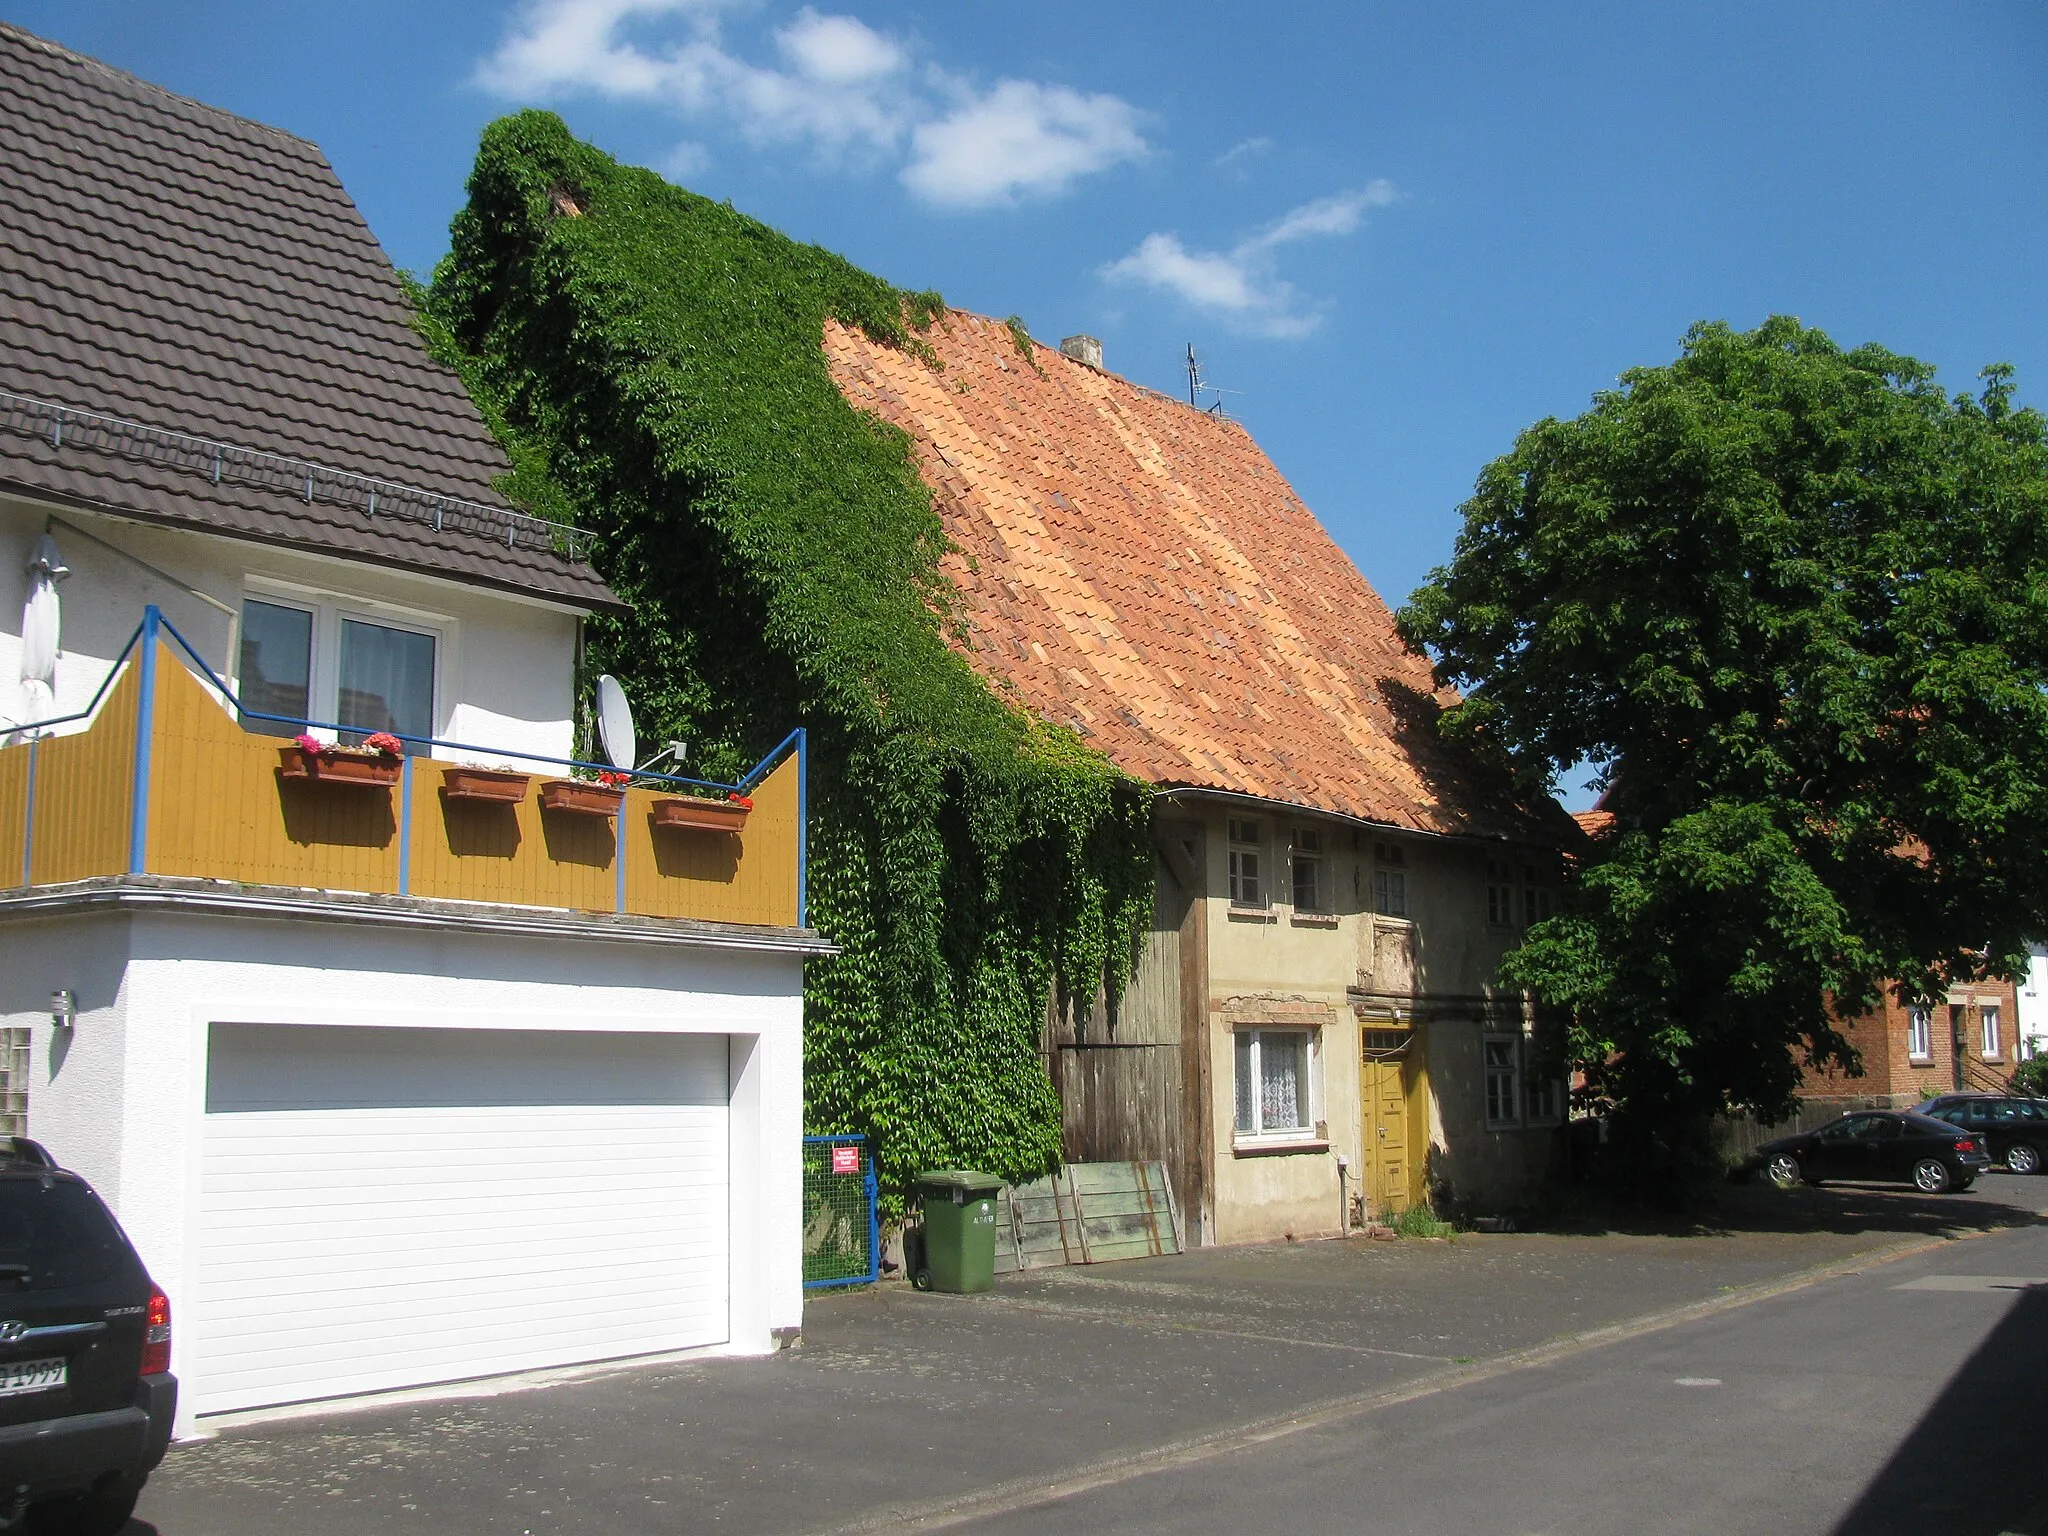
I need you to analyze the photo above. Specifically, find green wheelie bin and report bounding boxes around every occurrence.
[912,1169,1004,1293]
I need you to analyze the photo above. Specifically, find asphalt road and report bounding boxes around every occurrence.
[957,1220,2048,1536]
[132,1178,2048,1536]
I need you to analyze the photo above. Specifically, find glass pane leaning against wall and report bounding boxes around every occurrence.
[338,619,434,744]
[238,599,312,736]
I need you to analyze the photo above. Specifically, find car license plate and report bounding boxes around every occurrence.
[0,1358,65,1397]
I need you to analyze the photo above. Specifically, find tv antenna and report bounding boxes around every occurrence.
[1184,345,1241,418]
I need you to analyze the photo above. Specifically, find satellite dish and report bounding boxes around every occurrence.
[594,674,637,771]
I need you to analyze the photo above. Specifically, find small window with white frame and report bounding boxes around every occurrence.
[1981,1004,2002,1059]
[1907,1006,1932,1061]
[1522,863,1553,928]
[238,592,440,746]
[1525,1063,1564,1125]
[1486,859,1515,928]
[1228,819,1266,909]
[1234,1028,1319,1142]
[1373,840,1407,917]
[1484,1036,1521,1129]
[1290,828,1328,913]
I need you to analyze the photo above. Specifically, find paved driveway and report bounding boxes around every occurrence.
[132,1178,2046,1536]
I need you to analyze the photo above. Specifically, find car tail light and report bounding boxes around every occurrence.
[141,1288,171,1376]
[1954,1138,1978,1154]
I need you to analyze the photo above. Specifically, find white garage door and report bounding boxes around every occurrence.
[194,1023,729,1416]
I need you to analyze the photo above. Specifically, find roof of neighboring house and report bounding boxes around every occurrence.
[825,313,1571,842]
[1573,809,1617,840]
[0,23,619,613]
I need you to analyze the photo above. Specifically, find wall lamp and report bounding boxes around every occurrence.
[50,990,74,1032]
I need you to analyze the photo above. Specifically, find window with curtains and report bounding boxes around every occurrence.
[237,594,439,745]
[1233,1029,1317,1142]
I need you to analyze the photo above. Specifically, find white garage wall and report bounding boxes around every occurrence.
[0,908,806,1435]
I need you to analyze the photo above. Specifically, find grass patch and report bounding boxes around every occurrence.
[1389,1203,1458,1239]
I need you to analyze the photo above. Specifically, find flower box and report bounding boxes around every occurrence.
[539,779,626,817]
[650,796,751,832]
[277,746,401,788]
[442,767,531,804]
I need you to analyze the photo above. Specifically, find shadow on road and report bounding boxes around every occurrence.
[1831,1284,2048,1535]
[1545,1176,2045,1240]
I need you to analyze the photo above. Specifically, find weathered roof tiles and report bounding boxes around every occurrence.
[824,311,1566,842]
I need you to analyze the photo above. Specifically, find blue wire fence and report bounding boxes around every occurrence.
[802,1135,879,1289]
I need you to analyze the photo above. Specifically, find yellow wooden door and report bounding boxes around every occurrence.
[1363,1053,1412,1217]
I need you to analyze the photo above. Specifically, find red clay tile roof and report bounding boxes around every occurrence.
[1573,809,1617,840]
[824,313,1566,842]
[0,23,619,613]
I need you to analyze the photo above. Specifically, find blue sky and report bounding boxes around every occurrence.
[14,3,2047,798]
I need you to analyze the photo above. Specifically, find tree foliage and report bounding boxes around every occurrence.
[422,111,1153,1208]
[1399,317,2048,1175]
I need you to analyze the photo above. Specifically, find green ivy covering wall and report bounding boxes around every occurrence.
[423,111,1154,1208]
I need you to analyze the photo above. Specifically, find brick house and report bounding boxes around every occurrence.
[1807,979,2023,1110]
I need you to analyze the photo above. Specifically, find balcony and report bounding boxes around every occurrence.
[0,610,804,932]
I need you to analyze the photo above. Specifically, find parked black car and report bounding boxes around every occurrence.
[1912,1094,2048,1174]
[0,1138,176,1535]
[1756,1110,1991,1194]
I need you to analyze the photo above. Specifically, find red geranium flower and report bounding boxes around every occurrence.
[363,732,404,757]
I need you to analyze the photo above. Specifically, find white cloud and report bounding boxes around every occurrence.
[1214,136,1272,173]
[775,8,901,84]
[475,0,707,101]
[902,80,1146,208]
[1102,185,1397,339]
[476,0,1145,205]
[661,140,712,181]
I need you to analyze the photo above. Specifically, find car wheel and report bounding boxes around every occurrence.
[26,1476,140,1536]
[1912,1158,1954,1194]
[2007,1143,2041,1176]
[1765,1153,1802,1190]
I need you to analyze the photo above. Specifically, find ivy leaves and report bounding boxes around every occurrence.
[429,111,1151,1206]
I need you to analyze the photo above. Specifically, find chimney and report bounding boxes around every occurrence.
[1059,334,1103,370]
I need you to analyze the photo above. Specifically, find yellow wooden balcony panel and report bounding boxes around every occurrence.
[2,636,804,931]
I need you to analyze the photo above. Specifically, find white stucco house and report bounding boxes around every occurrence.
[0,23,817,1435]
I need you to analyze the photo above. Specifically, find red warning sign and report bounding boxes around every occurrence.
[831,1145,861,1175]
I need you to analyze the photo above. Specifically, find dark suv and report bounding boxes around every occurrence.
[0,1139,175,1535]
[1914,1094,2048,1174]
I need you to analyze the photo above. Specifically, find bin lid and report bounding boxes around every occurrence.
[915,1168,1005,1194]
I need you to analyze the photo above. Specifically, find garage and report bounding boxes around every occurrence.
[192,1022,731,1416]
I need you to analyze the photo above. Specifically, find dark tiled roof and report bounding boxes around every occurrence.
[0,23,619,612]
[826,312,1574,844]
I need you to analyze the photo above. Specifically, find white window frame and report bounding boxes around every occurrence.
[1907,1006,1933,1062]
[1228,819,1267,910]
[1981,1004,2002,1060]
[1373,842,1408,918]
[1484,1034,1561,1130]
[1484,1035,1522,1129]
[1290,828,1328,914]
[1232,1027,1322,1146]
[237,580,450,744]
[1524,1062,1565,1125]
